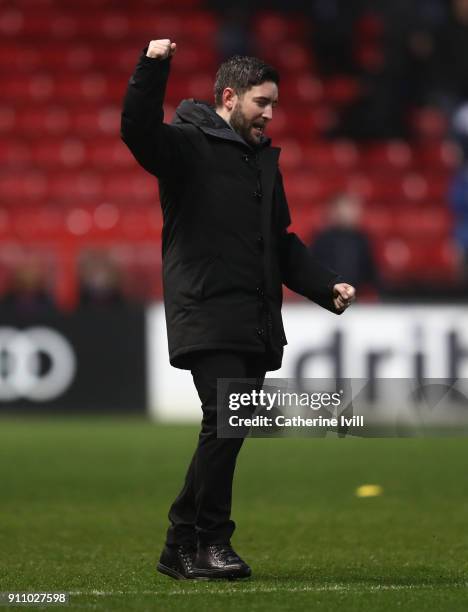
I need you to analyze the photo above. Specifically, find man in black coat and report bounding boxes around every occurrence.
[309,193,380,294]
[121,38,356,581]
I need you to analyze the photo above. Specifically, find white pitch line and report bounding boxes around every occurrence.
[68,583,468,597]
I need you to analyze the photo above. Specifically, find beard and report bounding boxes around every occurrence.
[230,103,264,147]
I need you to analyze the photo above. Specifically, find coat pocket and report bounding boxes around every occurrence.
[178,254,227,301]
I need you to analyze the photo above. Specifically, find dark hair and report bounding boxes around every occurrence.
[214,55,279,107]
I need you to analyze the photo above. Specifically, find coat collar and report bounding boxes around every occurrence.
[172,98,273,152]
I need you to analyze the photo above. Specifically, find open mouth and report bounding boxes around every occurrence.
[252,124,265,136]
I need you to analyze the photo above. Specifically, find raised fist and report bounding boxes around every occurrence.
[146,39,177,60]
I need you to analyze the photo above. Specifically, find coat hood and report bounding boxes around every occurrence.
[172,99,271,149]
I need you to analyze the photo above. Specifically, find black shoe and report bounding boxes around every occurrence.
[157,544,196,580]
[192,544,251,580]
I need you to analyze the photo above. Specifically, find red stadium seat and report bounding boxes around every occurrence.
[301,141,360,170]
[377,237,457,283]
[101,171,157,202]
[88,140,136,169]
[70,106,120,135]
[413,141,461,170]
[0,209,12,238]
[48,171,104,201]
[395,208,452,237]
[0,139,31,167]
[0,171,48,201]
[410,107,449,140]
[258,42,314,72]
[277,139,304,170]
[361,141,414,171]
[288,108,339,138]
[280,74,324,104]
[0,1,459,303]
[0,42,217,74]
[361,207,394,236]
[2,74,56,102]
[322,76,361,106]
[0,106,16,132]
[2,9,214,41]
[31,140,87,168]
[253,12,307,44]
[14,107,71,135]
[345,173,374,200]
[283,170,345,202]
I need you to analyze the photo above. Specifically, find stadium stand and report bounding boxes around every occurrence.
[0,1,459,308]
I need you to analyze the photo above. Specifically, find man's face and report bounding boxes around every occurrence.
[229,82,279,146]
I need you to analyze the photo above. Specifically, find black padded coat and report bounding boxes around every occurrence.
[121,51,342,371]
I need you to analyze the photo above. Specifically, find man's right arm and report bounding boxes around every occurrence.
[121,39,185,178]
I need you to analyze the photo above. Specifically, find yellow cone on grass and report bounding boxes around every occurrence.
[355,484,383,498]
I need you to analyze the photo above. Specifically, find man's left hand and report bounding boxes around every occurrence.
[333,283,356,312]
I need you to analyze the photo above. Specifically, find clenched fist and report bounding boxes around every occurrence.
[332,283,356,312]
[146,39,177,60]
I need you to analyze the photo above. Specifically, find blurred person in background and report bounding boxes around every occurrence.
[309,193,380,297]
[122,39,355,582]
[448,102,468,288]
[307,0,365,76]
[372,0,446,111]
[326,3,409,141]
[430,0,468,115]
[78,250,126,309]
[327,0,447,140]
[0,258,56,317]
[448,159,468,287]
[208,1,255,59]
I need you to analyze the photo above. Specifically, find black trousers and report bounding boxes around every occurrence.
[165,350,266,547]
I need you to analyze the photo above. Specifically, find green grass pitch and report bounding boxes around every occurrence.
[0,418,467,611]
